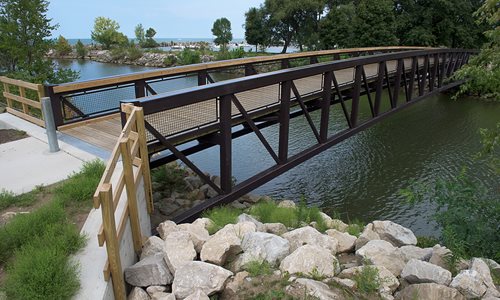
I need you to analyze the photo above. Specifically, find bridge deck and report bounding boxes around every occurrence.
[59,58,425,151]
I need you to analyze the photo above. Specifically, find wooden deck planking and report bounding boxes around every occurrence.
[60,59,434,151]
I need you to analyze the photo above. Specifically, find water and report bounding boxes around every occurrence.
[57,58,500,236]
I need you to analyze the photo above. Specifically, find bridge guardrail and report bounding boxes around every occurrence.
[124,48,476,223]
[45,46,429,127]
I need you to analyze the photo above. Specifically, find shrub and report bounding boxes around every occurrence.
[110,47,127,60]
[178,49,201,65]
[352,265,380,294]
[0,189,37,210]
[416,236,439,248]
[244,260,273,277]
[346,219,365,237]
[164,55,177,66]
[127,46,143,61]
[202,206,242,234]
[151,164,187,196]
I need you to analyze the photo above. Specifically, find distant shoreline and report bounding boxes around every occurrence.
[65,38,246,46]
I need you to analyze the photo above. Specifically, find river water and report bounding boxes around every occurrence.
[57,59,500,236]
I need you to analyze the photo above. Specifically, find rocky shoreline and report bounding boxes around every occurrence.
[125,196,500,300]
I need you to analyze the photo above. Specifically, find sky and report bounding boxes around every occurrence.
[48,0,265,39]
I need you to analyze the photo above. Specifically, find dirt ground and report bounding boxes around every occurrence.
[0,129,28,145]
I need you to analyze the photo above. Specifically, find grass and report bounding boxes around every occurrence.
[352,265,381,294]
[202,206,243,234]
[416,235,440,248]
[244,260,273,277]
[0,159,104,299]
[252,290,291,300]
[0,189,37,210]
[151,163,187,196]
[346,219,365,237]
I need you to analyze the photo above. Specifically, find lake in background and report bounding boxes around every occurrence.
[55,58,500,237]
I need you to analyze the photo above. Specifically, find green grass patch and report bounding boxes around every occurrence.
[202,206,243,234]
[416,236,439,248]
[244,260,273,277]
[346,219,365,237]
[151,163,187,196]
[252,290,291,300]
[0,189,37,210]
[248,198,328,232]
[352,265,381,294]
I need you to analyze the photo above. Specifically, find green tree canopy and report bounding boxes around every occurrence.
[134,23,145,45]
[319,3,356,49]
[75,39,87,58]
[244,7,271,51]
[54,35,72,56]
[91,17,128,49]
[211,17,233,51]
[352,0,399,47]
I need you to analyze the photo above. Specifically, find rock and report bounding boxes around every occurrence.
[125,254,173,287]
[145,286,168,296]
[395,283,465,300]
[429,244,453,271]
[339,265,399,293]
[319,212,333,223]
[177,223,210,253]
[371,220,417,247]
[355,240,406,276]
[399,245,433,262]
[200,222,256,265]
[192,218,214,231]
[150,292,174,300]
[471,258,500,298]
[355,223,381,250]
[483,258,500,278]
[164,231,197,273]
[326,229,356,253]
[263,223,288,235]
[329,277,356,289]
[157,220,179,240]
[140,236,166,260]
[172,261,233,298]
[280,244,340,277]
[200,184,218,198]
[184,176,203,190]
[327,219,349,232]
[221,271,249,299]
[237,213,265,231]
[401,259,452,285]
[128,287,151,300]
[450,270,488,299]
[234,232,290,269]
[231,201,247,209]
[282,226,338,254]
[187,189,206,201]
[277,200,296,208]
[184,290,210,300]
[286,278,345,300]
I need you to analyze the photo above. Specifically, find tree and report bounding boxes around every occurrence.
[245,7,272,52]
[75,39,87,58]
[319,3,356,49]
[351,0,399,47]
[143,27,158,48]
[211,17,233,51]
[54,35,72,56]
[91,17,128,49]
[134,23,145,45]
[0,0,78,83]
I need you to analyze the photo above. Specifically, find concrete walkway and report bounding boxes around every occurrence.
[0,113,110,194]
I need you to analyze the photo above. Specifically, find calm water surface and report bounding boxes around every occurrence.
[59,59,500,236]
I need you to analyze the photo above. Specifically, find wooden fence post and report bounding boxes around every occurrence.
[100,183,127,300]
[135,108,154,213]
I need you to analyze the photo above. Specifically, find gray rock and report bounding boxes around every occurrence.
[184,176,204,190]
[339,265,399,293]
[329,277,356,289]
[200,184,218,198]
[287,278,345,300]
[282,226,338,254]
[401,259,452,285]
[200,222,256,265]
[277,200,296,208]
[234,232,289,270]
[145,286,168,297]
[177,223,210,253]
[372,220,417,247]
[184,290,210,300]
[429,244,453,271]
[280,244,340,277]
[128,287,151,300]
[483,258,500,278]
[399,245,433,262]
[450,270,488,299]
[157,220,179,240]
[125,254,173,287]
[164,231,197,274]
[192,218,214,231]
[263,223,288,235]
[221,271,249,299]
[325,229,356,253]
[395,283,465,300]
[471,258,500,298]
[237,213,265,231]
[140,236,166,260]
[355,223,381,250]
[327,219,349,232]
[356,240,406,276]
[231,201,247,209]
[150,292,174,300]
[172,261,233,298]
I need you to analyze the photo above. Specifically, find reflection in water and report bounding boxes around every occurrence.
[55,59,500,236]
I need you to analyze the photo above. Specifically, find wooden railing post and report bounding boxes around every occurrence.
[135,108,154,213]
[99,183,126,300]
[120,137,143,254]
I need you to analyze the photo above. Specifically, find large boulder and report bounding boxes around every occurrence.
[157,220,179,240]
[192,218,214,231]
[125,254,173,287]
[429,244,453,271]
[470,258,500,298]
[234,232,290,269]
[237,214,265,232]
[450,270,488,299]
[280,244,340,277]
[395,283,465,300]
[164,231,197,273]
[399,245,433,262]
[282,226,338,254]
[140,236,166,260]
[371,221,417,247]
[172,261,233,299]
[339,265,399,293]
[401,259,452,285]
[355,240,406,276]
[184,290,210,300]
[177,223,210,253]
[200,222,256,266]
[277,200,296,208]
[128,287,151,300]
[263,223,288,235]
[325,229,356,253]
[354,223,381,250]
[286,278,346,300]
